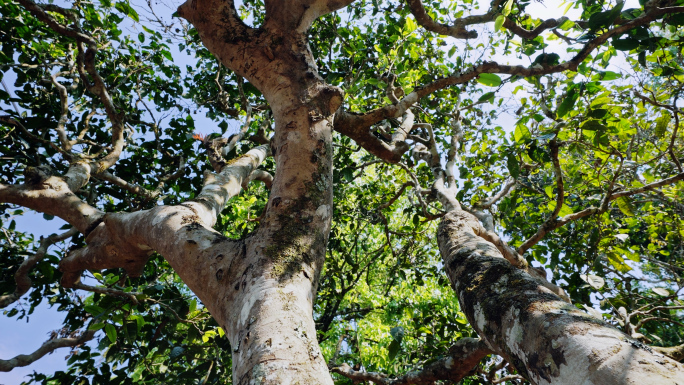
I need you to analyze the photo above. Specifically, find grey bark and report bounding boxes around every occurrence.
[438,210,684,385]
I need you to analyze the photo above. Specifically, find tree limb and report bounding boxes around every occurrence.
[0,228,78,308]
[331,338,492,384]
[0,330,96,372]
[59,145,269,286]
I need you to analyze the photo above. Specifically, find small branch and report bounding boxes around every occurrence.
[473,178,516,209]
[73,282,140,305]
[48,71,73,151]
[242,169,273,190]
[517,138,564,255]
[16,0,97,48]
[378,182,411,210]
[610,172,684,199]
[331,338,492,385]
[0,228,78,308]
[0,329,96,372]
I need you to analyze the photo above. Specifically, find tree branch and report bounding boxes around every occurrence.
[331,338,492,384]
[0,330,96,372]
[59,145,269,287]
[0,228,78,308]
[517,139,564,255]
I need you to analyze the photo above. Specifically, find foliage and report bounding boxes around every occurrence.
[1,0,683,383]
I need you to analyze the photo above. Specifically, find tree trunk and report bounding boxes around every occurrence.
[219,99,336,384]
[437,210,684,385]
[175,3,344,381]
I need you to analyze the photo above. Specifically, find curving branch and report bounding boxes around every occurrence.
[406,0,500,39]
[96,156,186,200]
[15,0,96,48]
[0,173,104,234]
[73,282,141,305]
[0,330,96,372]
[59,144,270,287]
[334,92,420,163]
[654,344,684,362]
[516,171,684,254]
[331,338,492,384]
[0,228,79,308]
[242,169,273,190]
[473,178,516,210]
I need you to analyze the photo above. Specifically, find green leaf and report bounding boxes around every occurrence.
[115,2,139,22]
[616,196,635,216]
[88,322,105,331]
[387,339,401,361]
[507,153,520,178]
[160,50,173,61]
[559,19,575,30]
[477,73,502,87]
[169,346,185,359]
[588,1,624,30]
[514,124,530,142]
[581,120,607,131]
[404,17,417,34]
[612,38,639,51]
[654,113,670,138]
[556,88,577,118]
[494,15,505,32]
[341,168,354,182]
[105,323,117,343]
[43,213,54,221]
[502,0,514,16]
[477,92,496,103]
[607,252,632,273]
[558,204,573,217]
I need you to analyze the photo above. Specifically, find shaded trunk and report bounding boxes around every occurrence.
[438,210,684,385]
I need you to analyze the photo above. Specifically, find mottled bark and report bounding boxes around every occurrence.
[174,1,343,382]
[438,210,684,385]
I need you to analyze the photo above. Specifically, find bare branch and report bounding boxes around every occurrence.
[242,169,273,190]
[474,178,516,210]
[59,145,269,286]
[654,344,684,362]
[333,92,420,163]
[611,172,684,199]
[0,174,103,234]
[73,282,140,305]
[0,330,96,372]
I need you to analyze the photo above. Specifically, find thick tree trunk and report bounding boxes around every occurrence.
[176,3,343,381]
[438,210,684,385]
[219,100,336,384]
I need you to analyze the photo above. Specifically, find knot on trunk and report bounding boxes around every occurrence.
[306,84,344,121]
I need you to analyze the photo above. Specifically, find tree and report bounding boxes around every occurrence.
[1,0,684,383]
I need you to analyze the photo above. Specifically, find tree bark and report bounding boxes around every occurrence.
[437,210,684,385]
[174,2,343,382]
